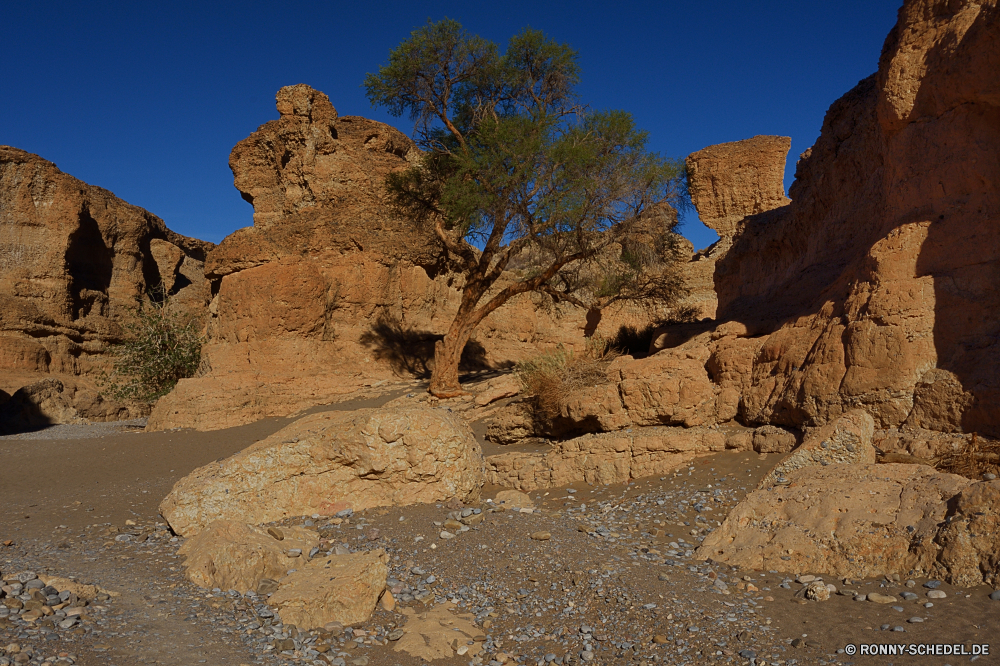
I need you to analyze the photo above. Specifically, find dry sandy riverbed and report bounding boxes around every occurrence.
[2,394,998,666]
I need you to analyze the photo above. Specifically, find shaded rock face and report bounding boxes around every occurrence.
[160,405,484,537]
[696,463,1000,586]
[0,147,212,423]
[707,0,1000,433]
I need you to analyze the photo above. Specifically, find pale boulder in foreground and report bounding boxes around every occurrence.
[268,550,389,629]
[176,520,319,594]
[160,405,484,536]
[695,463,1000,585]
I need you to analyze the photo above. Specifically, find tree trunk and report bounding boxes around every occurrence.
[429,316,478,397]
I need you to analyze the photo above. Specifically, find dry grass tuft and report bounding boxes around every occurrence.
[515,337,620,419]
[936,433,1000,480]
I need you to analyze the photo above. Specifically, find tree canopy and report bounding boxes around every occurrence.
[365,19,688,396]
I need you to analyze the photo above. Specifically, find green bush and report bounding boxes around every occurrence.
[515,338,619,418]
[100,296,202,404]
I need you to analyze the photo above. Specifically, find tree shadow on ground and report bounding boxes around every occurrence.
[360,316,492,379]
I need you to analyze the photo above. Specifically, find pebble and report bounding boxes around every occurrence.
[927,590,947,599]
[908,617,924,623]
[900,591,918,601]
[923,580,942,589]
[529,532,551,541]
[990,590,1000,601]
[440,531,456,539]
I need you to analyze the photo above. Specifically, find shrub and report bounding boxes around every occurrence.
[515,338,619,419]
[100,295,202,404]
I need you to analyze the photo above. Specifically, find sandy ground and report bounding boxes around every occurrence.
[2,391,999,666]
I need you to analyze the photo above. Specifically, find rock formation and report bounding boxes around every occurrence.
[0,146,212,424]
[705,0,1000,433]
[177,520,320,593]
[160,405,485,537]
[696,463,1000,586]
[149,84,675,431]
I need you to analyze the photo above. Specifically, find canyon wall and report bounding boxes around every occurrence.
[0,147,212,425]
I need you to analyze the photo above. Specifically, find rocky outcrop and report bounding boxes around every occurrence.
[160,405,485,537]
[686,135,792,240]
[485,426,724,491]
[0,146,212,423]
[150,84,666,431]
[177,521,320,593]
[704,0,1000,433]
[696,463,1000,586]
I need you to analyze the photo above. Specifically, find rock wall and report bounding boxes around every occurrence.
[0,147,212,424]
[682,0,1000,434]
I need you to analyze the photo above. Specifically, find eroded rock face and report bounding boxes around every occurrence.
[686,135,792,239]
[0,147,212,422]
[160,405,484,537]
[177,521,320,594]
[151,84,661,431]
[707,0,1000,433]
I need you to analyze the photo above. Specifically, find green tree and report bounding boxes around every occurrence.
[365,19,686,397]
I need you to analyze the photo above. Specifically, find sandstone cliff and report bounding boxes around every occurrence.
[149,85,675,431]
[688,0,999,434]
[0,147,212,425]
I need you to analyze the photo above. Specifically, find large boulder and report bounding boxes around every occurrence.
[0,146,212,423]
[268,549,388,629]
[696,463,974,580]
[160,405,485,536]
[177,520,320,594]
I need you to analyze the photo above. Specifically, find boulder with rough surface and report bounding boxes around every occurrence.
[160,405,484,537]
[268,549,388,629]
[177,520,320,594]
[696,463,973,580]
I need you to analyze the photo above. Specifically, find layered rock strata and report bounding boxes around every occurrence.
[0,147,212,423]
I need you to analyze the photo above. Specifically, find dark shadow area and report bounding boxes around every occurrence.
[914,3,1000,437]
[0,379,63,436]
[359,316,491,378]
[607,324,658,357]
[66,205,113,318]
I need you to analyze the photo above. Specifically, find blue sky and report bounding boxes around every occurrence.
[2,1,900,248]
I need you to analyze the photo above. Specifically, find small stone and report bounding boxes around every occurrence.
[892,626,905,632]
[867,593,897,604]
[652,635,667,644]
[440,531,455,539]
[57,617,78,629]
[900,592,918,601]
[891,606,904,612]
[387,628,404,641]
[256,579,280,596]
[267,527,284,541]
[325,621,344,636]
[923,580,942,589]
[908,617,924,623]
[804,581,830,601]
[990,590,1000,601]
[658,573,670,581]
[530,532,551,541]
[796,575,816,584]
[926,590,946,599]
